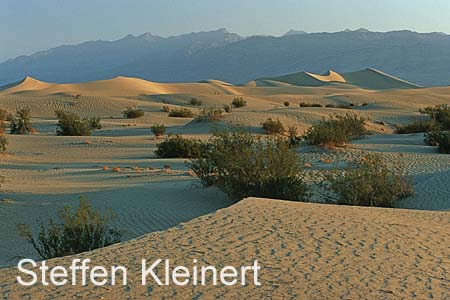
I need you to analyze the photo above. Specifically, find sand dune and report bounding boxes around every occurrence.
[342,68,421,90]
[0,198,448,299]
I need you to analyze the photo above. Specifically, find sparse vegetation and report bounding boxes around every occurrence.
[168,108,195,118]
[419,104,450,130]
[223,104,232,113]
[56,111,101,136]
[190,128,309,201]
[231,97,247,108]
[162,105,171,112]
[300,102,323,108]
[304,114,366,147]
[189,97,203,106]
[196,107,224,122]
[122,106,144,118]
[287,126,302,148]
[155,134,205,158]
[320,154,414,207]
[424,131,450,153]
[284,101,290,107]
[151,124,166,137]
[262,118,285,134]
[10,108,33,134]
[0,108,12,121]
[396,118,436,134]
[17,197,121,260]
[325,103,353,109]
[0,135,7,152]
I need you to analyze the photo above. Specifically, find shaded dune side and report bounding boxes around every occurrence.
[0,198,448,299]
[342,68,421,90]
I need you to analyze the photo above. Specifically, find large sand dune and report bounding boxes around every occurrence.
[0,198,448,299]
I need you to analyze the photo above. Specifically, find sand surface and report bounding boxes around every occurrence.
[0,198,449,299]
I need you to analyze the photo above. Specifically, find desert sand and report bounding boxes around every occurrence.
[0,70,449,298]
[0,198,449,299]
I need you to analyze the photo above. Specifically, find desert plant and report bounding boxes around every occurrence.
[56,111,100,136]
[155,134,205,158]
[189,98,203,106]
[223,104,232,113]
[396,118,437,134]
[424,131,450,153]
[284,101,290,107]
[231,97,247,108]
[0,135,7,152]
[10,108,33,134]
[320,154,414,207]
[190,128,309,201]
[196,107,224,122]
[168,108,195,118]
[419,104,450,130]
[162,105,171,112]
[0,108,12,121]
[287,126,302,148]
[122,106,144,118]
[325,103,352,109]
[300,102,323,108]
[151,124,166,137]
[304,114,366,147]
[262,118,285,134]
[17,197,121,260]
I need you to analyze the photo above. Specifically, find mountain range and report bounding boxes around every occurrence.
[1,28,450,86]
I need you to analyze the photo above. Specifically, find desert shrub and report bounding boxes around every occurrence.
[424,131,450,153]
[10,108,33,134]
[151,124,166,137]
[300,102,323,108]
[17,197,121,260]
[320,154,414,207]
[0,120,6,134]
[419,104,450,130]
[396,118,437,134]
[190,128,309,201]
[196,107,224,122]
[326,103,352,109]
[0,135,7,152]
[162,105,171,112]
[155,134,205,158]
[284,101,290,107]
[231,97,247,108]
[223,104,232,113]
[304,114,366,147]
[262,118,285,134]
[189,98,203,106]
[287,126,302,148]
[168,108,195,118]
[56,111,100,136]
[122,106,144,118]
[0,108,12,121]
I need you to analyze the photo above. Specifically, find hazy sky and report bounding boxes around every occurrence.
[1,0,450,62]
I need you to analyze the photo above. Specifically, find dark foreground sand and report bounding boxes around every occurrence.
[0,198,449,299]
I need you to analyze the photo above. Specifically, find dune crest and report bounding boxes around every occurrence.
[0,76,53,93]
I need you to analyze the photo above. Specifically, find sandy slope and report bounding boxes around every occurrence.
[0,198,448,299]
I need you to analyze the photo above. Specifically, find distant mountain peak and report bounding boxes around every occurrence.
[283,29,308,36]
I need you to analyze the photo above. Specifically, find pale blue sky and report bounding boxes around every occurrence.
[1,0,450,62]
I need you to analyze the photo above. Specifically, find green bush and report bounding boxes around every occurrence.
[325,103,352,109]
[321,154,414,207]
[17,197,121,260]
[287,126,302,148]
[262,118,285,134]
[300,102,323,108]
[196,107,224,122]
[0,135,7,152]
[10,108,33,134]
[424,131,450,153]
[168,108,195,118]
[396,118,437,134]
[151,124,166,137]
[189,98,203,106]
[231,97,247,108]
[155,134,205,158]
[419,104,450,130]
[223,104,232,113]
[304,114,366,147]
[56,111,100,136]
[0,108,12,121]
[123,106,144,118]
[190,128,308,201]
